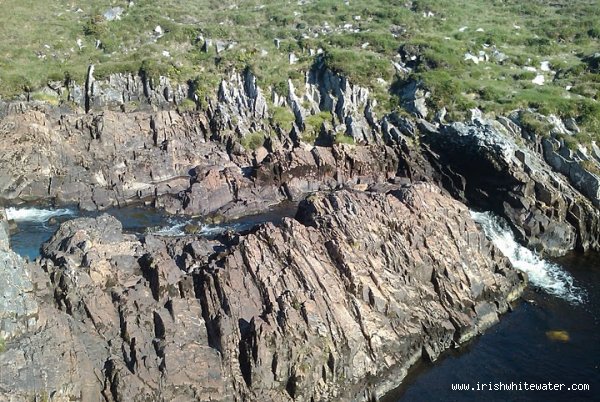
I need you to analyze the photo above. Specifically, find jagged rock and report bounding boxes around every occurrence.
[0,60,392,213]
[304,60,378,144]
[212,69,269,138]
[563,117,580,133]
[541,138,600,206]
[0,210,39,342]
[422,118,600,255]
[0,184,524,401]
[398,80,429,118]
[1,62,599,259]
[71,68,190,111]
[0,108,221,210]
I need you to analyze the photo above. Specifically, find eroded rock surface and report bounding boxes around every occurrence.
[0,184,524,401]
[2,65,600,256]
[0,210,39,343]
[422,117,600,255]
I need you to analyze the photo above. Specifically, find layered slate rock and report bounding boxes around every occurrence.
[421,117,600,256]
[2,66,600,256]
[0,184,524,401]
[0,210,39,342]
[0,108,219,210]
[0,107,396,219]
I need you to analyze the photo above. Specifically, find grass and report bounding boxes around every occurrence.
[303,111,332,144]
[335,135,356,145]
[271,106,296,131]
[30,92,60,105]
[177,98,197,112]
[241,131,266,151]
[0,0,599,143]
[581,160,600,175]
[519,111,555,137]
[305,111,332,132]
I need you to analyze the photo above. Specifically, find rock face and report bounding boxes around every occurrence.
[211,69,269,138]
[0,107,223,210]
[3,55,600,402]
[0,210,39,343]
[299,59,377,144]
[0,105,399,219]
[421,117,600,256]
[76,68,190,111]
[0,184,525,401]
[2,63,600,257]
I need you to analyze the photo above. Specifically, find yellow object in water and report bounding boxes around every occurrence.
[546,330,570,342]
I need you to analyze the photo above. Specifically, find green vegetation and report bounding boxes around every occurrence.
[241,131,266,151]
[303,111,331,144]
[581,160,600,175]
[335,135,356,145]
[519,112,555,137]
[271,106,296,130]
[0,338,5,353]
[305,111,331,132]
[30,92,60,105]
[177,98,197,112]
[323,48,393,86]
[0,0,599,141]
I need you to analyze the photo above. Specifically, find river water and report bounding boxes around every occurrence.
[6,204,296,261]
[5,206,599,401]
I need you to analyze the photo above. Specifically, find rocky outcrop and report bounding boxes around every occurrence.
[75,67,191,111]
[0,107,225,210]
[0,210,39,343]
[421,117,600,255]
[158,142,400,217]
[287,58,379,144]
[210,69,269,138]
[2,64,600,257]
[0,101,401,219]
[0,184,525,401]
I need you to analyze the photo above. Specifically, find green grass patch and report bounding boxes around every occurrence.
[271,106,295,130]
[322,48,394,87]
[335,135,356,145]
[177,98,197,112]
[30,92,60,105]
[241,131,266,151]
[581,160,600,176]
[0,0,598,151]
[519,112,554,137]
[305,111,331,133]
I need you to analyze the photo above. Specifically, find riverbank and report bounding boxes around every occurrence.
[384,252,599,401]
[0,184,525,401]
[4,202,597,402]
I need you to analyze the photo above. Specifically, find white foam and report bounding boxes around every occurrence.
[470,211,585,304]
[5,207,74,222]
[150,219,244,237]
[151,218,193,236]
